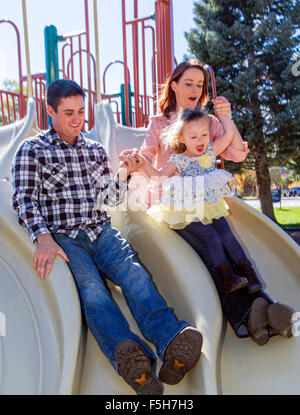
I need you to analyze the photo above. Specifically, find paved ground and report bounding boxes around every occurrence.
[242,196,300,209]
[242,196,300,246]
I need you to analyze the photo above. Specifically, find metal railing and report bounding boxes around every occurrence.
[1,0,175,131]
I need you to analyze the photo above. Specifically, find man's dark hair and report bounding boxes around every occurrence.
[47,79,85,112]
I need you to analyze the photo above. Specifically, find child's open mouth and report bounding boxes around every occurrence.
[196,144,204,153]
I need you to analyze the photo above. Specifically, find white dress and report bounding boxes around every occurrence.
[147,143,233,228]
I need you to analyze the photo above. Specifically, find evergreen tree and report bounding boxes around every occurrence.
[185,0,300,221]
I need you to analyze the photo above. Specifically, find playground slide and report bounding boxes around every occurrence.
[82,101,300,395]
[0,101,220,395]
[0,101,82,394]
[0,99,299,395]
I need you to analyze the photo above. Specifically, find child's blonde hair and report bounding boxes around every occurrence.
[162,109,211,153]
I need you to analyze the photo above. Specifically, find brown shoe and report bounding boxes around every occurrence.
[247,298,269,345]
[114,339,163,395]
[159,327,203,385]
[235,260,262,294]
[217,261,248,294]
[267,303,293,339]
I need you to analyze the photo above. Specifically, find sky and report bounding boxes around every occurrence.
[0,0,197,93]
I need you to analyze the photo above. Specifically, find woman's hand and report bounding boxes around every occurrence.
[213,96,232,119]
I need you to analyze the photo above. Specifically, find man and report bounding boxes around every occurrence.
[11,79,202,395]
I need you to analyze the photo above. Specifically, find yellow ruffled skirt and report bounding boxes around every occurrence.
[147,198,230,229]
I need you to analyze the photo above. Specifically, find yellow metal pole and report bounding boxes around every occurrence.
[93,0,101,102]
[22,0,33,98]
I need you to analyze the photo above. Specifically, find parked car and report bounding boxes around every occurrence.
[289,187,300,197]
[282,189,290,197]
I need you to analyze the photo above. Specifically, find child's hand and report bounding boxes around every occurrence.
[213,96,232,119]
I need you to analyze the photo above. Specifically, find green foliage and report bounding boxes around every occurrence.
[269,166,288,187]
[0,79,28,125]
[185,0,300,168]
[2,79,20,93]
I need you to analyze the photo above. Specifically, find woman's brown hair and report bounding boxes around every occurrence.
[158,59,209,118]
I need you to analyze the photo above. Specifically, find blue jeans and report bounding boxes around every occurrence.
[53,223,188,372]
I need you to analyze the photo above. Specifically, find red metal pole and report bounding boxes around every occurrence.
[155,1,174,85]
[205,64,225,169]
[0,20,25,118]
[84,0,93,129]
[70,37,75,79]
[122,0,131,126]
[155,2,160,85]
[102,60,131,95]
[167,0,174,75]
[1,93,6,125]
[12,95,16,120]
[132,0,140,127]
[142,20,148,125]
[161,3,166,79]
[43,81,48,128]
[79,34,83,87]
[6,93,11,124]
[62,43,68,79]
[39,78,43,128]
[145,25,157,114]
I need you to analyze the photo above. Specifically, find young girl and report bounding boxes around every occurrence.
[133,109,263,295]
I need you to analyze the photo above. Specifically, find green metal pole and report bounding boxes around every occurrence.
[44,24,63,85]
[121,83,133,126]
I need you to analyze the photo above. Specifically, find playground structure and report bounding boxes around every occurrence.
[0,0,300,396]
[0,0,174,131]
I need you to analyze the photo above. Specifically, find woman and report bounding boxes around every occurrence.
[122,59,293,345]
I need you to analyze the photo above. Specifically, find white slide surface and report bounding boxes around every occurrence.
[84,101,300,395]
[0,101,82,394]
[0,100,299,394]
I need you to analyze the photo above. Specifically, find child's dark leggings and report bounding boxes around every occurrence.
[174,217,273,337]
[182,217,247,268]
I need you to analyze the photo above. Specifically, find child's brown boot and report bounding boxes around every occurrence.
[216,261,248,294]
[247,297,269,345]
[235,260,262,294]
[267,303,294,338]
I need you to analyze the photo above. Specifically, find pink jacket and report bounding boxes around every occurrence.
[139,113,249,168]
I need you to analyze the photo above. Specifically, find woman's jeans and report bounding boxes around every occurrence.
[175,218,273,337]
[53,223,188,372]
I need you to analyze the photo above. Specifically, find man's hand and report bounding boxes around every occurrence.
[34,233,69,280]
[213,96,232,119]
[119,148,139,158]
[118,152,145,181]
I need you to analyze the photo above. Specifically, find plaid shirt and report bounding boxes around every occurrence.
[12,128,128,243]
